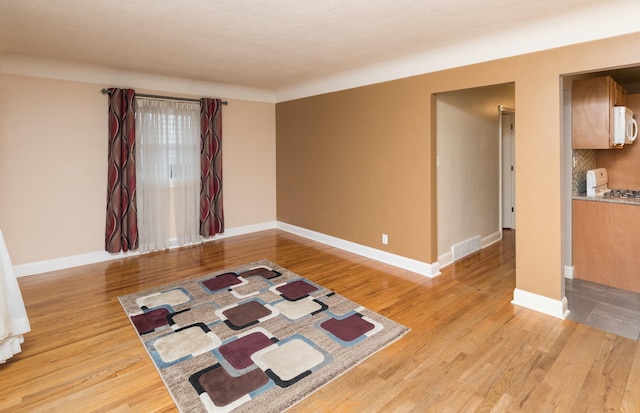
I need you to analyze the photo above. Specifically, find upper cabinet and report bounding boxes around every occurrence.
[572,76,628,149]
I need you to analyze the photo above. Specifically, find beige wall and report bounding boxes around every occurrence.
[276,31,640,301]
[0,74,276,265]
[276,79,432,261]
[220,98,276,228]
[436,83,515,257]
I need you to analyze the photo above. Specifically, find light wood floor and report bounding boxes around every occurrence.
[2,229,639,412]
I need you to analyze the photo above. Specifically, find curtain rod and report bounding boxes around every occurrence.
[100,89,228,105]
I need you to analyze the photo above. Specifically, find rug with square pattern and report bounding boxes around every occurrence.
[118,259,410,412]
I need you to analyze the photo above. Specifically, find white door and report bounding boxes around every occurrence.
[502,112,515,229]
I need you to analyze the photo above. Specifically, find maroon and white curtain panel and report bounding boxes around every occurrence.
[200,98,224,237]
[105,88,138,253]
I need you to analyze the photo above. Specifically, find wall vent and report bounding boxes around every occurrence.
[451,235,482,261]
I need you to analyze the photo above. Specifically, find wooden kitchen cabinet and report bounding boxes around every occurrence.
[572,199,640,293]
[572,76,628,149]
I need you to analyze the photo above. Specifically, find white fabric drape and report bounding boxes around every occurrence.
[135,98,201,252]
[0,229,30,363]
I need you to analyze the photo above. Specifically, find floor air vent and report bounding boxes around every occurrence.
[451,235,481,261]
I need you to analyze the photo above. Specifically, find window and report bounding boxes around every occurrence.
[135,98,201,251]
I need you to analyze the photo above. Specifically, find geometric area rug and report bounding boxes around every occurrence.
[118,259,410,412]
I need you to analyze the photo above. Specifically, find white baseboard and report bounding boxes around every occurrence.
[214,221,277,239]
[481,230,502,249]
[14,220,440,278]
[14,221,277,277]
[564,265,574,279]
[14,249,137,277]
[511,288,570,320]
[276,222,440,278]
[438,251,453,269]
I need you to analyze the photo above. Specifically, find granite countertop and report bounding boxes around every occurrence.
[573,194,640,206]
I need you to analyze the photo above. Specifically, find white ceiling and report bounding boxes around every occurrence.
[1,0,640,101]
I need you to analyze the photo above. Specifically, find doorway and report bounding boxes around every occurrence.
[435,83,515,268]
[500,107,516,230]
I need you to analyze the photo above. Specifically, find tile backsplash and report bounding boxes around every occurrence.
[572,149,596,195]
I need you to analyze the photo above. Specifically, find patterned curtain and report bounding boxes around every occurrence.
[105,88,138,252]
[199,98,224,237]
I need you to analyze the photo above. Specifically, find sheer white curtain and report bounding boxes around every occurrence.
[135,98,201,252]
[0,229,30,363]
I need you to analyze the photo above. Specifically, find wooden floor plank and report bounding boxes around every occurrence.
[1,229,638,412]
[621,340,640,413]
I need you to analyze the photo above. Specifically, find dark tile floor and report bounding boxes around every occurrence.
[566,278,640,341]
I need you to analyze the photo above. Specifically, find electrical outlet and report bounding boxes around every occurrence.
[382,234,388,245]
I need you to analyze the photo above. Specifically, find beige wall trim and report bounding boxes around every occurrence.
[276,222,440,277]
[13,221,277,277]
[511,288,570,320]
